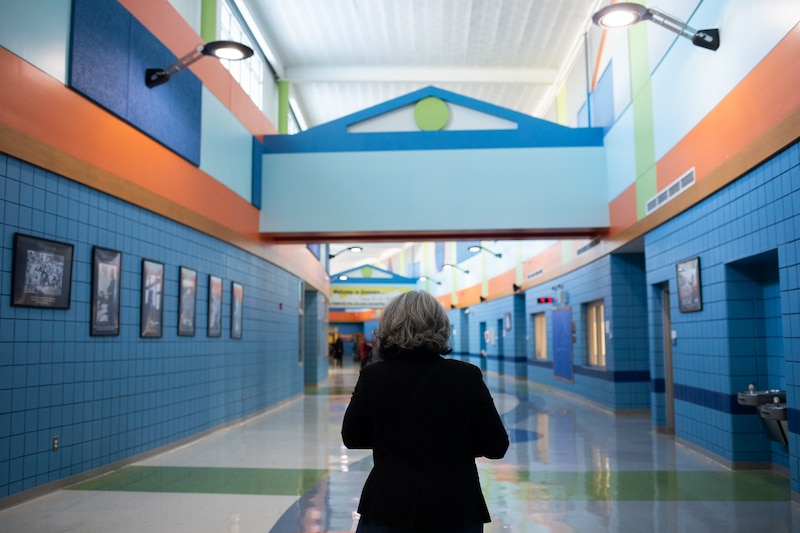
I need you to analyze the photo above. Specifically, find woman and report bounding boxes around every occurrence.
[342,290,509,533]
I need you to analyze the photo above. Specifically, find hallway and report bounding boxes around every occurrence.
[1,360,797,532]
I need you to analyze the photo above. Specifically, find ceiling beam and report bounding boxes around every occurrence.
[283,66,558,84]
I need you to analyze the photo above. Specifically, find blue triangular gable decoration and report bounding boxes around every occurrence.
[261,86,603,153]
[331,264,418,284]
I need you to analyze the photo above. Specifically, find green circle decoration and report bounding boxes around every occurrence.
[414,97,450,131]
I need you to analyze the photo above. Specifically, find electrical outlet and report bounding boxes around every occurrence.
[52,436,59,452]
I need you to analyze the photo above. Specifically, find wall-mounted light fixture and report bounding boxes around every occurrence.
[337,275,349,281]
[479,296,486,302]
[442,263,469,274]
[468,245,502,258]
[146,40,254,88]
[513,283,522,292]
[592,2,719,51]
[329,246,363,260]
[419,276,442,285]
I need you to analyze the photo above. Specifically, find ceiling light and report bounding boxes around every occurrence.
[592,2,720,51]
[328,246,363,259]
[146,40,255,88]
[442,263,469,274]
[468,245,502,258]
[419,276,442,285]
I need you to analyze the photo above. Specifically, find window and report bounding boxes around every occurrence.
[219,1,265,111]
[533,312,547,360]
[587,300,606,366]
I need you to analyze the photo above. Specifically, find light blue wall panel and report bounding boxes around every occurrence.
[200,87,253,202]
[0,0,70,82]
[651,0,800,160]
[604,106,637,201]
[260,147,608,234]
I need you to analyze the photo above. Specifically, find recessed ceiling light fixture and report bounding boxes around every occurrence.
[592,2,719,51]
[146,40,254,88]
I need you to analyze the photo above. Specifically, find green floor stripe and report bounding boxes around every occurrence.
[68,466,329,496]
[69,466,789,501]
[304,385,353,395]
[503,471,789,501]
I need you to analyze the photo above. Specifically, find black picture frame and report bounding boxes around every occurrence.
[141,259,164,338]
[676,257,702,313]
[91,246,122,336]
[178,266,197,336]
[231,281,243,339]
[11,233,74,309]
[208,275,223,337]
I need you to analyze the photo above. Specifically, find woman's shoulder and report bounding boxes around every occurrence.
[441,358,484,378]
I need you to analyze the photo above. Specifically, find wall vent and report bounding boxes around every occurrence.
[645,168,695,215]
[577,237,601,255]
[526,268,543,281]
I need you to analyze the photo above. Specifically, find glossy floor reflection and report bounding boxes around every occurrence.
[1,357,799,532]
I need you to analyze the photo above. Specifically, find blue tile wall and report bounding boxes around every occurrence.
[0,154,305,499]
[303,290,329,385]
[644,140,800,488]
[518,253,650,411]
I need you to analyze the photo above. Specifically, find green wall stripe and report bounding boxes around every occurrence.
[200,0,217,43]
[278,80,289,134]
[627,21,657,220]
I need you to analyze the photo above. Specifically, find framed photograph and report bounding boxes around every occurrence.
[141,259,164,338]
[178,266,197,336]
[208,275,223,337]
[231,282,243,339]
[676,257,702,313]
[11,233,74,309]
[91,246,122,336]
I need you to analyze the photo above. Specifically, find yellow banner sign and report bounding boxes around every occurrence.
[330,285,414,309]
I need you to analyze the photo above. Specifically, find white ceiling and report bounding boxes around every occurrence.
[243,0,604,129]
[241,0,607,274]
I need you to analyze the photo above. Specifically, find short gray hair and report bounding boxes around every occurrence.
[372,290,452,360]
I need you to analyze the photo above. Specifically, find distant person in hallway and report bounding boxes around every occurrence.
[342,290,509,533]
[357,336,372,369]
[333,335,344,368]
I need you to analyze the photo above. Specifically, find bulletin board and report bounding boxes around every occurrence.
[552,307,573,382]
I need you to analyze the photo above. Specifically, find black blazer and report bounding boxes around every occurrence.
[341,354,509,532]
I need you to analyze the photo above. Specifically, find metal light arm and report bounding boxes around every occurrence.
[647,8,719,51]
[146,46,205,88]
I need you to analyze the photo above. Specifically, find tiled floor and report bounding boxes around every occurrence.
[1,357,799,532]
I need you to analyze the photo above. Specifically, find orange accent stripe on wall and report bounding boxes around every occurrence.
[330,310,381,323]
[522,242,563,279]
[488,269,517,296]
[0,46,258,239]
[118,0,276,137]
[608,182,638,238]
[656,23,800,189]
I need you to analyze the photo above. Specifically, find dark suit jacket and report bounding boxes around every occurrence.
[341,353,509,532]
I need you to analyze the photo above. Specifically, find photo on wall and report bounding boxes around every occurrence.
[178,266,197,336]
[11,233,74,309]
[91,246,122,336]
[231,281,243,339]
[676,257,702,313]
[141,259,164,338]
[208,275,223,337]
